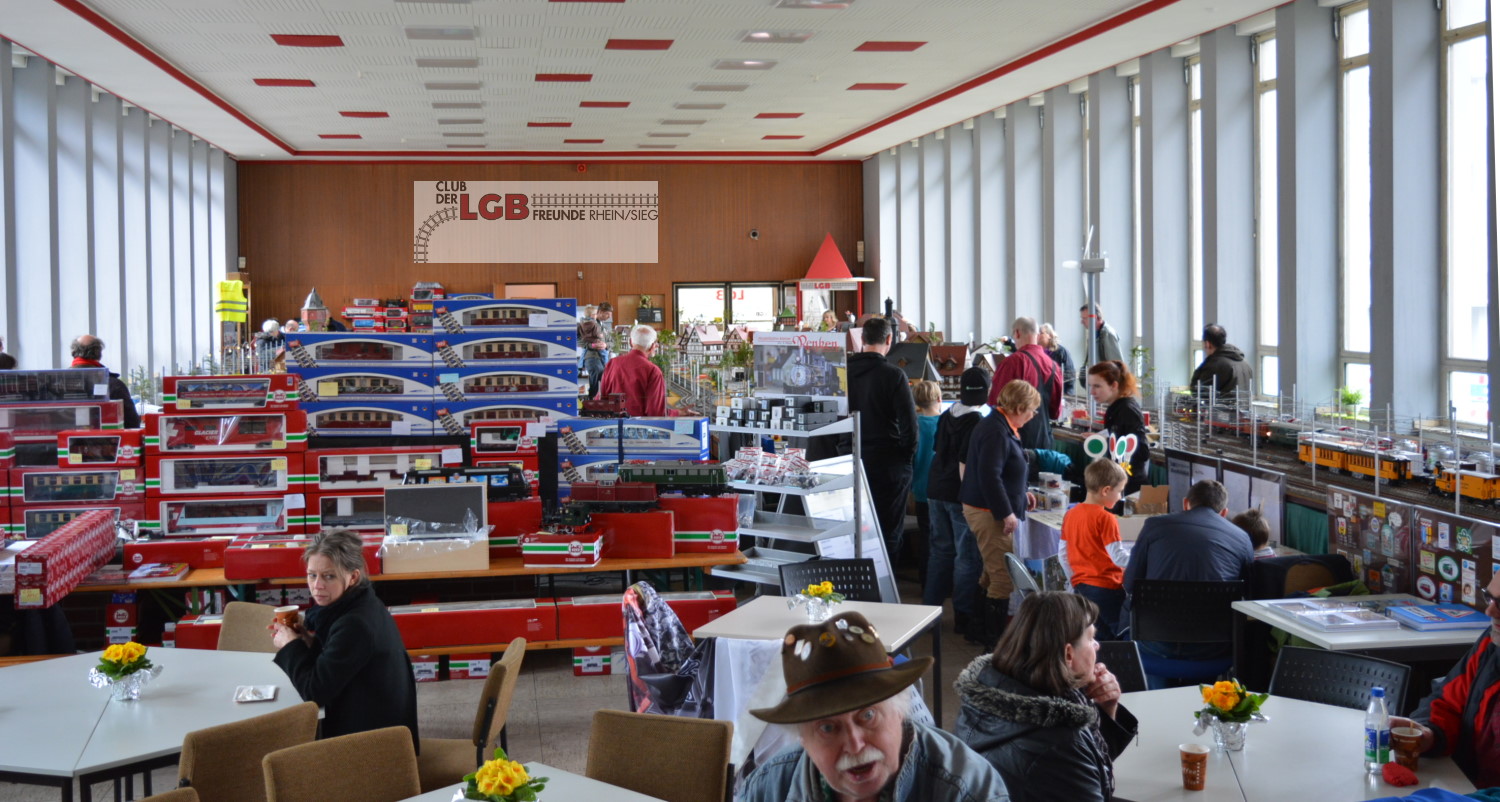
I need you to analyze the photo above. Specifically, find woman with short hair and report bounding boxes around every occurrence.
[954,592,1137,802]
[272,529,419,748]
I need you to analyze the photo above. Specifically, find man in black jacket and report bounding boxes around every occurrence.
[848,317,919,559]
[1189,324,1254,401]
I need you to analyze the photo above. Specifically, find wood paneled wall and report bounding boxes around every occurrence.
[236,161,865,327]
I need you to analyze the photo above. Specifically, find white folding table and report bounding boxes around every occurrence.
[402,764,667,802]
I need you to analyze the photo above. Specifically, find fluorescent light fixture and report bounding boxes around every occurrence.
[741,31,813,43]
[405,27,476,41]
[714,59,777,70]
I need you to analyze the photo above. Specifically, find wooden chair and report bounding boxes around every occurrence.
[586,710,732,802]
[179,702,319,802]
[218,601,279,653]
[417,637,528,793]
[1270,646,1411,710]
[140,790,198,802]
[263,727,420,802]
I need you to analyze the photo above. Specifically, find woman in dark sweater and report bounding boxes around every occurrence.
[924,367,992,644]
[1086,360,1151,498]
[272,529,419,749]
[960,379,1040,648]
[955,592,1137,802]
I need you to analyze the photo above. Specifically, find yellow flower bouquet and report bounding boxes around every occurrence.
[462,747,547,802]
[789,581,846,622]
[88,641,162,701]
[1194,679,1268,724]
[802,581,846,604]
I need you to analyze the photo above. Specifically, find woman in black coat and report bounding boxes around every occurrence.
[272,529,419,748]
[1086,360,1151,498]
[954,592,1137,802]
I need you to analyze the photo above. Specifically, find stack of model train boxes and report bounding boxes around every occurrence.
[284,333,438,436]
[470,421,544,556]
[302,443,464,546]
[133,376,311,572]
[554,416,710,496]
[14,508,118,608]
[0,369,126,539]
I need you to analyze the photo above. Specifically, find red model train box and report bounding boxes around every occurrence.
[223,533,383,580]
[0,400,124,442]
[283,333,434,368]
[142,494,307,539]
[591,510,675,560]
[437,364,581,401]
[146,453,310,497]
[572,645,624,676]
[657,496,741,553]
[57,430,142,468]
[433,298,577,333]
[309,446,459,493]
[174,613,223,650]
[309,492,385,533]
[5,502,145,540]
[470,421,540,458]
[448,654,492,679]
[555,594,624,640]
[520,531,603,568]
[124,536,234,570]
[0,432,13,469]
[5,466,146,504]
[661,590,738,633]
[161,375,300,412]
[144,410,309,454]
[388,599,558,649]
[473,456,540,497]
[488,498,544,557]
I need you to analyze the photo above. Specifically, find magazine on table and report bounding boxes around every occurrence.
[1387,603,1491,632]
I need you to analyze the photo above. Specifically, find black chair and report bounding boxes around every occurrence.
[1096,640,1148,694]
[1005,553,1040,596]
[1129,579,1246,688]
[778,559,881,602]
[1269,646,1411,710]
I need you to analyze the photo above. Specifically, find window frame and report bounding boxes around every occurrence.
[1252,31,1279,398]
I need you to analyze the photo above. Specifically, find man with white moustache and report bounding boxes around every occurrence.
[737,611,1009,802]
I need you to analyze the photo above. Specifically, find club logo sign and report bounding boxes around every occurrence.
[412,181,659,264]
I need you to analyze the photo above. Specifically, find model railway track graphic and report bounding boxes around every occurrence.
[530,193,658,208]
[439,382,465,402]
[561,430,587,455]
[435,310,462,333]
[412,207,459,264]
[287,342,314,368]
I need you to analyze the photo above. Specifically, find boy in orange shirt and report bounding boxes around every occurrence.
[1060,459,1130,640]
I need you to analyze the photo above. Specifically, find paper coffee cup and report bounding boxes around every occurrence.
[274,605,300,627]
[1180,743,1210,791]
[1390,727,1423,770]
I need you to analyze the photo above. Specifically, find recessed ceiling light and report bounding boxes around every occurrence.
[675,102,725,110]
[405,27,475,41]
[536,73,593,82]
[774,0,852,8]
[271,35,344,47]
[606,39,674,50]
[425,81,482,91]
[648,132,690,138]
[437,118,485,125]
[432,102,482,109]
[714,59,776,70]
[416,58,480,69]
[442,132,486,137]
[692,83,749,92]
[756,112,803,119]
[340,111,390,118]
[741,31,813,44]
[661,119,707,125]
[855,41,927,52]
[580,101,630,108]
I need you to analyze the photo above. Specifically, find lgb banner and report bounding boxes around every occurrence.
[412,180,659,264]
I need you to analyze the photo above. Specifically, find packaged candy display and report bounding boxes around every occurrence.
[14,509,119,608]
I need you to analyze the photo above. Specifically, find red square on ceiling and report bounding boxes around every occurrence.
[318,134,361,139]
[756,112,803,119]
[271,35,345,48]
[536,73,593,82]
[565,139,606,143]
[580,101,630,108]
[855,41,926,52]
[848,83,906,90]
[762,135,804,140]
[339,111,389,118]
[528,122,573,127]
[606,39,673,50]
[254,79,316,87]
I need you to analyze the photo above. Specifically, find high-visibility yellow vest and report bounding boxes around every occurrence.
[216,280,248,322]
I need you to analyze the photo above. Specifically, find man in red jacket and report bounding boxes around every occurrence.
[1392,569,1500,787]
[597,324,666,417]
[985,317,1062,451]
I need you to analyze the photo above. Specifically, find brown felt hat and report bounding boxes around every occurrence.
[749,611,932,724]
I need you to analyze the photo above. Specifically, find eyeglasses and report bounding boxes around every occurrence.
[1482,586,1497,608]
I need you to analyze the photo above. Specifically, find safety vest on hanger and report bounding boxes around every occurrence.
[216,280,248,322]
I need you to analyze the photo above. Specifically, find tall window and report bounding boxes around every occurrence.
[1340,4,1372,408]
[1443,1,1490,422]
[1131,75,1143,344]
[1188,57,1204,362]
[1253,33,1279,396]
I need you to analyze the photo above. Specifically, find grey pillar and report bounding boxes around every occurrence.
[12,56,61,368]
[1007,101,1043,321]
[863,153,891,309]
[897,143,921,314]
[975,114,1007,340]
[945,123,977,341]
[1089,71,1134,366]
[1043,86,1084,328]
[1370,0,1441,420]
[921,131,946,327]
[1201,28,1256,348]
[1276,0,1340,404]
[1140,49,1192,389]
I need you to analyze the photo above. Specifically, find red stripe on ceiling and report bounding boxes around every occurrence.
[536,73,593,82]
[756,112,803,119]
[340,111,390,118]
[528,122,573,127]
[848,83,906,91]
[318,134,361,139]
[606,39,673,50]
[271,34,344,47]
[564,139,606,144]
[291,150,830,159]
[855,41,926,52]
[254,78,316,87]
[815,0,1186,155]
[48,0,295,154]
[762,135,804,140]
[580,101,630,108]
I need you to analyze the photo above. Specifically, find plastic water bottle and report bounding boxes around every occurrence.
[1364,686,1390,771]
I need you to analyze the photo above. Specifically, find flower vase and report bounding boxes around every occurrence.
[805,597,839,623]
[89,665,162,702]
[1210,718,1249,751]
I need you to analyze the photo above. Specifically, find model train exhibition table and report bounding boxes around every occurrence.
[0,648,301,802]
[1111,686,1474,801]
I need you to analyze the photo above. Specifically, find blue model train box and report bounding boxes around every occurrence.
[431,331,578,367]
[435,364,580,401]
[556,417,710,458]
[301,400,434,437]
[290,366,436,401]
[284,333,434,367]
[430,396,579,435]
[433,298,578,333]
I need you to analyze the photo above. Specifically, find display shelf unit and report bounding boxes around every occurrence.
[708,417,852,439]
[728,471,854,496]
